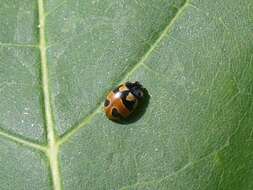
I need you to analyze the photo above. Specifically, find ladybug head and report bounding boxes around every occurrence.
[126,81,144,99]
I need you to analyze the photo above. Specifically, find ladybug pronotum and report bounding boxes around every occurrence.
[104,81,145,121]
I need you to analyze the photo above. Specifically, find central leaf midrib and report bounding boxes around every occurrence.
[38,0,61,190]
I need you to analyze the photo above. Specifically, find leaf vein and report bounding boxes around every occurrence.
[0,128,46,152]
[38,0,61,190]
[0,42,38,48]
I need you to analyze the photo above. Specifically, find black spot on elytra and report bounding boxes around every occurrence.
[121,91,136,111]
[112,108,122,118]
[104,99,110,107]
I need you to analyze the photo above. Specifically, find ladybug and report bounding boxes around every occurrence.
[104,81,145,121]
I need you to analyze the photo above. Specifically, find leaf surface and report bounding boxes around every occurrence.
[0,0,252,189]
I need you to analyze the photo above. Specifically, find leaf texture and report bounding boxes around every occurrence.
[0,0,252,189]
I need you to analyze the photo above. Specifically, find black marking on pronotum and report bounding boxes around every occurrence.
[104,99,110,107]
[126,81,143,99]
[125,81,136,89]
[121,91,136,111]
[112,107,122,118]
[131,88,143,99]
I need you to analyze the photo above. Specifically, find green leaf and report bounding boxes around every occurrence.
[0,0,252,189]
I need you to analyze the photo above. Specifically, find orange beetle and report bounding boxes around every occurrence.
[104,81,144,121]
